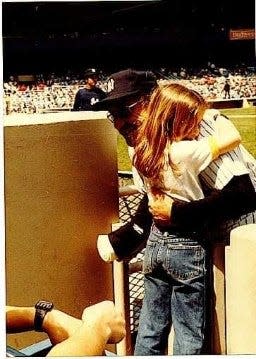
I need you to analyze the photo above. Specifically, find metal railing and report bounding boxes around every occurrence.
[115,171,146,354]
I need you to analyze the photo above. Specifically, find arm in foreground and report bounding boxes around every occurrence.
[6,305,82,345]
[47,301,126,356]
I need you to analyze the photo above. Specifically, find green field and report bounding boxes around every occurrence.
[117,107,256,171]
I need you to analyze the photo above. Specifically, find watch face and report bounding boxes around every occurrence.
[35,300,54,310]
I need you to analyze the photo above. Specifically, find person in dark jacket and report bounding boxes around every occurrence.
[6,300,125,357]
[72,68,106,111]
[95,69,255,356]
[95,69,255,263]
[223,79,231,99]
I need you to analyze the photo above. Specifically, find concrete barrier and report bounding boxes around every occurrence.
[209,97,256,109]
[5,111,119,350]
[225,223,256,354]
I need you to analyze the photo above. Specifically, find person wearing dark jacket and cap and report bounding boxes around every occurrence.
[94,69,157,260]
[94,68,255,263]
[94,68,255,356]
[72,68,106,111]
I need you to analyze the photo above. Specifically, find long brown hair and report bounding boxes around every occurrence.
[133,83,209,179]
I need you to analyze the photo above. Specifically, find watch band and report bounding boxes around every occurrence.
[34,300,54,332]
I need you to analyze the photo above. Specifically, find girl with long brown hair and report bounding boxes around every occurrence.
[133,83,254,355]
[134,83,240,202]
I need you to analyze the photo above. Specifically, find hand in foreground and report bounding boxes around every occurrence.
[43,309,82,345]
[148,194,174,225]
[48,301,126,356]
[82,300,126,344]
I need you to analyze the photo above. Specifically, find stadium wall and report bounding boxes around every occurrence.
[5,111,118,350]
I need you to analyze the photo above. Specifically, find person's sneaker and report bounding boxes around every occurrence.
[97,235,117,262]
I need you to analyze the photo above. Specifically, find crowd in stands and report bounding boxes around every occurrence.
[3,63,256,115]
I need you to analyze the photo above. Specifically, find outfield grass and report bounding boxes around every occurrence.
[220,107,256,158]
[117,107,256,171]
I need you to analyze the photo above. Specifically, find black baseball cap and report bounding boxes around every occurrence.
[94,69,157,110]
[84,68,99,78]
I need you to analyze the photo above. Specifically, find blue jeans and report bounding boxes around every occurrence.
[134,225,208,355]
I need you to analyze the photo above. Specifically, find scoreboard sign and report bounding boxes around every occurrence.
[229,29,255,40]
[17,75,35,82]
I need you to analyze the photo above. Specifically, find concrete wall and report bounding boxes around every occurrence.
[209,97,256,109]
[225,224,256,354]
[5,111,119,349]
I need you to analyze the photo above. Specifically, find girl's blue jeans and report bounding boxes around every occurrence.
[134,224,208,355]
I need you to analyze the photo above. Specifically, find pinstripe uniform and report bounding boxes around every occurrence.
[199,110,256,242]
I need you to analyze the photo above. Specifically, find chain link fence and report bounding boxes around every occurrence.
[118,171,145,335]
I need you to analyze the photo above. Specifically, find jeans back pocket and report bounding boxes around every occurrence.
[165,243,205,281]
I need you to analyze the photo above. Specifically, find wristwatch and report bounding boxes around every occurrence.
[34,300,54,332]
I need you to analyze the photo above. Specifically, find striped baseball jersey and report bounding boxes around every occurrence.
[199,109,256,191]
